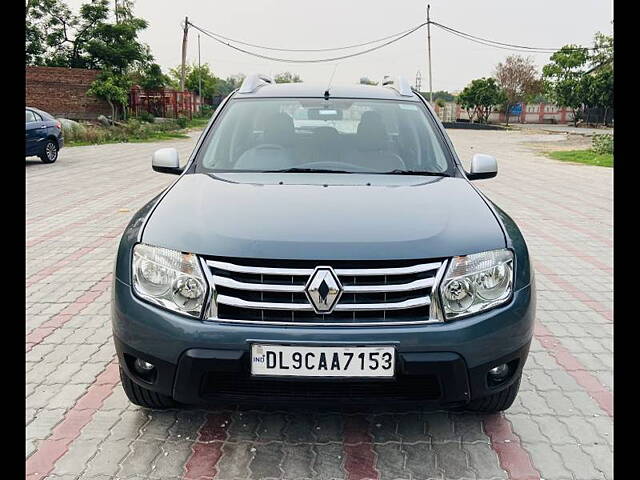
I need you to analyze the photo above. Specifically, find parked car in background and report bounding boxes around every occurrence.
[25,107,64,164]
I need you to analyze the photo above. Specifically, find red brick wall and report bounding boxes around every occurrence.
[26,66,112,120]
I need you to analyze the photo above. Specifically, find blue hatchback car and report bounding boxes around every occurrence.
[112,75,535,412]
[25,107,64,163]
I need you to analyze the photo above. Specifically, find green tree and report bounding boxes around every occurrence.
[135,63,169,90]
[26,0,151,72]
[457,78,506,123]
[542,45,590,125]
[26,0,110,68]
[274,72,303,83]
[87,70,130,121]
[495,55,542,126]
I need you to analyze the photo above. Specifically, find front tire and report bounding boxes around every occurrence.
[465,375,521,413]
[39,139,58,164]
[119,367,177,409]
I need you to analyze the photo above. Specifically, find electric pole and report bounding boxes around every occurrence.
[427,4,433,104]
[180,16,189,92]
[198,33,202,112]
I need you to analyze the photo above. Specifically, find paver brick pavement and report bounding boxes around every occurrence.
[26,128,612,479]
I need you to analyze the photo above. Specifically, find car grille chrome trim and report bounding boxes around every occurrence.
[216,294,431,312]
[205,260,442,276]
[211,275,434,294]
[203,258,445,326]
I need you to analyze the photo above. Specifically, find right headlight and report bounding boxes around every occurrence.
[440,248,514,319]
[132,243,208,317]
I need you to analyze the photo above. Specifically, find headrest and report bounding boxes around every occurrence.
[263,112,294,146]
[356,111,388,151]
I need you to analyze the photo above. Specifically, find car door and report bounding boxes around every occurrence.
[25,110,38,155]
[25,110,48,156]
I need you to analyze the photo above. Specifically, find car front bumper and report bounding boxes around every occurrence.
[112,277,535,407]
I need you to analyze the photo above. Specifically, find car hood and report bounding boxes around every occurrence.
[142,173,505,260]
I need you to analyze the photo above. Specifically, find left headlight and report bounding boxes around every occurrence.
[132,243,207,317]
[440,248,514,320]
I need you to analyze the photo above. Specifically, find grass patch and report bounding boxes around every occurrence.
[547,149,613,167]
[63,115,210,147]
[66,131,189,147]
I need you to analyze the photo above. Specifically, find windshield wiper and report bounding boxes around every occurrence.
[263,168,354,174]
[378,169,449,176]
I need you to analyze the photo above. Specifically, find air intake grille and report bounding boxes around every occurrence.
[203,258,446,326]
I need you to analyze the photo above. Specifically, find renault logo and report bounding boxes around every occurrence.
[305,267,343,314]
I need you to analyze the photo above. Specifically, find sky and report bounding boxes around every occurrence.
[63,0,613,92]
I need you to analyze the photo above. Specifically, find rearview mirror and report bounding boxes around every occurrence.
[467,154,497,180]
[152,148,183,175]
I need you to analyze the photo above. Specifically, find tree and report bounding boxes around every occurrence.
[457,78,506,123]
[87,70,130,121]
[217,75,245,97]
[26,0,151,72]
[274,72,302,83]
[26,0,110,68]
[359,77,378,86]
[495,55,542,125]
[136,63,169,90]
[542,45,590,126]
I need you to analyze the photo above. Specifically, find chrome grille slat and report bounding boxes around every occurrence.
[206,260,441,276]
[211,275,433,293]
[216,294,430,312]
[206,258,445,326]
[212,275,305,292]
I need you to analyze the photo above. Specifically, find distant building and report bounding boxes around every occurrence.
[433,101,574,124]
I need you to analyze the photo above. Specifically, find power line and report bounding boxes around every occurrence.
[188,21,427,63]
[187,18,605,64]
[187,21,424,53]
[431,21,599,53]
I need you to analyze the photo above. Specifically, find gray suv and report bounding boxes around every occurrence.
[112,75,535,412]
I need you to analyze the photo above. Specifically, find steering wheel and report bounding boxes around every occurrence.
[292,161,374,173]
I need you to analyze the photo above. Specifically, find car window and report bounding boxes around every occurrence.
[196,98,452,174]
[32,111,43,122]
[26,110,36,123]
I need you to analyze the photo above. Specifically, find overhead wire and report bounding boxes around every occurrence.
[187,19,604,63]
[188,21,427,63]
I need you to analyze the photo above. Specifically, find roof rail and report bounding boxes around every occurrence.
[238,73,273,94]
[382,76,414,97]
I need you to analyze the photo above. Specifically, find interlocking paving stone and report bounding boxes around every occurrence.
[26,129,612,479]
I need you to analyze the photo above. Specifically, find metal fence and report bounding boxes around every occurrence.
[129,87,198,119]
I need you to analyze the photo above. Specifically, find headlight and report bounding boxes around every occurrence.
[132,243,207,317]
[440,249,513,319]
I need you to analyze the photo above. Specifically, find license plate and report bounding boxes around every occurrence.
[250,344,395,378]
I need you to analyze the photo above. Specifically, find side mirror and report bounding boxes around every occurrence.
[467,153,497,180]
[152,148,183,175]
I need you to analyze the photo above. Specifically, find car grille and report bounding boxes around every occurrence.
[203,257,446,326]
[200,372,442,401]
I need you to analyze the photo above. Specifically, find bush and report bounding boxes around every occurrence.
[176,115,189,128]
[592,134,613,155]
[137,111,155,123]
[199,105,214,117]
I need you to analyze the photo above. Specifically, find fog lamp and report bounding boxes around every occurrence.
[488,363,509,381]
[134,358,155,373]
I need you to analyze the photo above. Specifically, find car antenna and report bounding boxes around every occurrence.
[324,63,338,99]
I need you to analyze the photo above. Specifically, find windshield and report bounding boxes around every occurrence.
[196,98,453,174]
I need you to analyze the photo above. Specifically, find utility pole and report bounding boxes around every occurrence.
[198,33,202,112]
[427,4,433,104]
[180,16,189,92]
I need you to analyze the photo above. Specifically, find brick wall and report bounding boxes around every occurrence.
[26,66,112,120]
